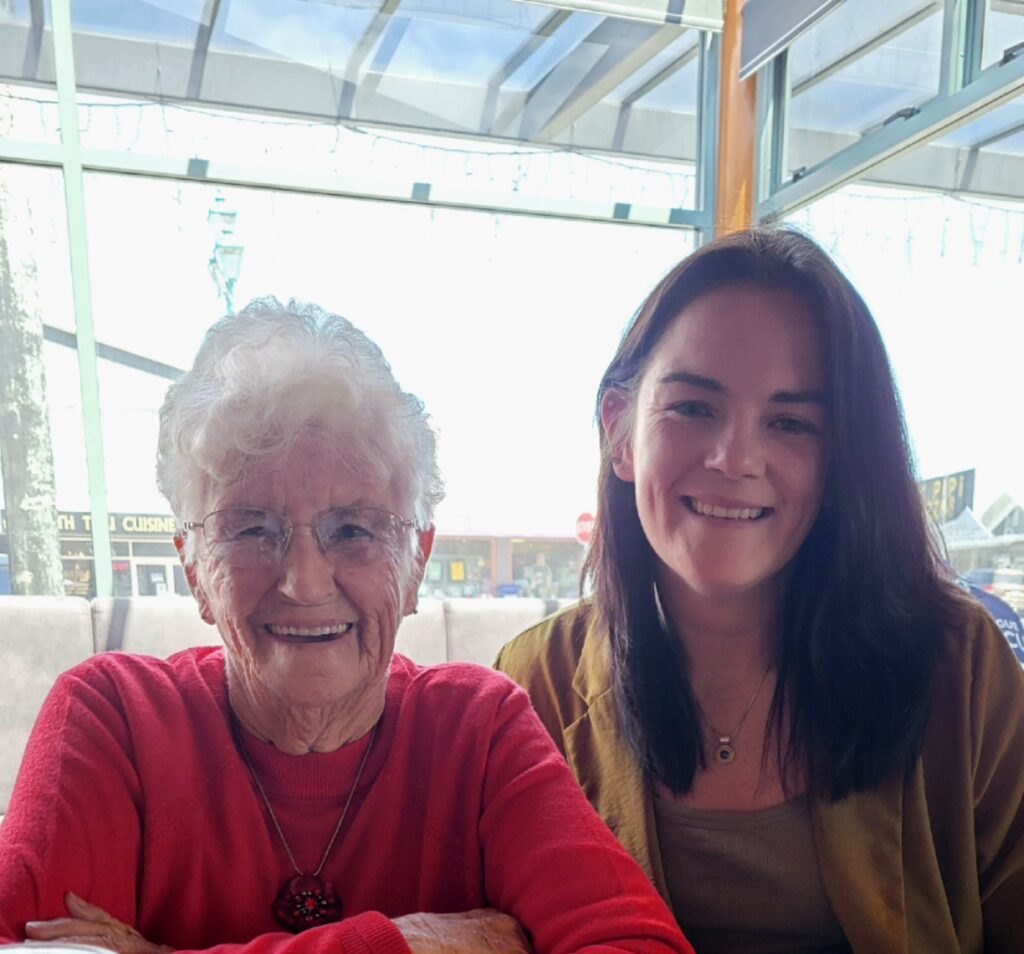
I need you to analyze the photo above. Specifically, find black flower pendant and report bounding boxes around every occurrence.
[272,873,342,932]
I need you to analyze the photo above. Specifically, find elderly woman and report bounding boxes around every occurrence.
[497,229,1024,953]
[0,299,691,954]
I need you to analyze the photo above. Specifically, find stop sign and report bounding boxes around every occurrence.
[575,512,595,545]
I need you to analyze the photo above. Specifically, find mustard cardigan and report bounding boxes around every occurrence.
[495,600,1024,953]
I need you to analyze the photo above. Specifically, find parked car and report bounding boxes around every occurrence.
[964,567,1024,614]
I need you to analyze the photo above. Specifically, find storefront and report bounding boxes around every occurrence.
[3,514,587,600]
[1,511,188,599]
[420,535,584,599]
[422,537,495,599]
[511,540,584,599]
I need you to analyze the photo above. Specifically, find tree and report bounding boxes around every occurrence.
[0,90,64,596]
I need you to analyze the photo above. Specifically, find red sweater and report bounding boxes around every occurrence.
[0,648,691,954]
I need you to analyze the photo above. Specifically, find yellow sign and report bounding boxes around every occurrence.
[918,469,975,525]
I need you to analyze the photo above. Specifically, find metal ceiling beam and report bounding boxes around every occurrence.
[695,32,720,238]
[622,36,698,106]
[492,17,631,137]
[481,8,572,134]
[939,0,983,95]
[42,326,184,380]
[791,1,940,98]
[20,0,45,80]
[336,0,402,119]
[757,49,1024,221]
[514,0,723,30]
[536,21,683,140]
[353,14,411,106]
[0,137,707,228]
[186,0,225,100]
[754,48,788,202]
[0,19,699,157]
[776,120,1024,197]
[513,18,683,142]
[611,39,698,150]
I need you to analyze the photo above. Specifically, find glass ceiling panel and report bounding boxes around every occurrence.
[786,1,943,180]
[3,0,47,28]
[938,92,1024,156]
[603,29,695,104]
[0,0,59,143]
[71,0,208,44]
[387,21,526,82]
[366,3,549,83]
[982,1,1024,71]
[502,12,602,91]
[583,30,698,159]
[787,0,940,91]
[841,92,1024,201]
[214,0,381,67]
[626,40,698,110]
[0,0,701,161]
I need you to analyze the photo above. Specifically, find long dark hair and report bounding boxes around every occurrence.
[583,228,964,800]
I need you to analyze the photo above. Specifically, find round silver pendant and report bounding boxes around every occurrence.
[716,742,736,764]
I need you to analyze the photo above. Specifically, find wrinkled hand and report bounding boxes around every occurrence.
[393,908,532,953]
[24,893,172,954]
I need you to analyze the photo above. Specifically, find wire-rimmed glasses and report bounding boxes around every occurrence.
[182,506,416,569]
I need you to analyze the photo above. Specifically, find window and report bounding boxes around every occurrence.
[786,132,1024,584]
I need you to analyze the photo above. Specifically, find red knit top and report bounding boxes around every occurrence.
[0,648,691,954]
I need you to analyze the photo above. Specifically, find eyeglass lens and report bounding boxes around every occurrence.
[202,507,404,568]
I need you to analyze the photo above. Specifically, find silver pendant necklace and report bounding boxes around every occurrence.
[232,716,377,932]
[697,665,771,765]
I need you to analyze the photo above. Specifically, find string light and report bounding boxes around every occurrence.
[0,87,697,210]
[788,182,1024,271]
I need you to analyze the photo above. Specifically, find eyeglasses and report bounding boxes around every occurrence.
[183,506,416,569]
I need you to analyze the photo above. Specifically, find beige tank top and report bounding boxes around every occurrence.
[654,792,851,954]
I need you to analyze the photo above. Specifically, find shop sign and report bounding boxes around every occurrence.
[918,469,975,525]
[1,511,178,537]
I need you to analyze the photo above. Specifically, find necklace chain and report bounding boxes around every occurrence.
[234,718,376,877]
[697,665,771,763]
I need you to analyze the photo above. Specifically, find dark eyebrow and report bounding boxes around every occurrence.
[657,371,723,392]
[658,372,825,406]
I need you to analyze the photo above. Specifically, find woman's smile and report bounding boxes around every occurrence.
[682,495,772,521]
[262,621,356,643]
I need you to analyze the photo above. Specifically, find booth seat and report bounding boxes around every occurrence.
[0,595,575,818]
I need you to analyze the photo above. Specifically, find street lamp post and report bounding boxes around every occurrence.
[207,193,244,314]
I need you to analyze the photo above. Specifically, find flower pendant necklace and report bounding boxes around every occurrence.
[232,716,377,932]
[697,665,771,765]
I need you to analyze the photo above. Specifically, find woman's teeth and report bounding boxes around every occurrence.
[266,623,352,638]
[687,498,766,520]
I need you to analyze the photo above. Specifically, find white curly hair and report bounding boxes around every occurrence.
[157,297,443,561]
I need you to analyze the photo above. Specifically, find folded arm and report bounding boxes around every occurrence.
[25,895,530,954]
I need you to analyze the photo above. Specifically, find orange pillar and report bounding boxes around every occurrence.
[715,0,757,234]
